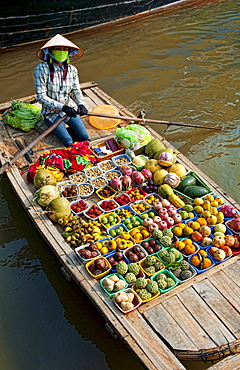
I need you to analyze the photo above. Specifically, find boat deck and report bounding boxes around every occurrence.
[0,81,239,370]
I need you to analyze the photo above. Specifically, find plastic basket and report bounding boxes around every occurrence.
[114,192,132,206]
[100,273,128,297]
[98,159,116,173]
[95,185,117,200]
[129,199,151,214]
[206,246,233,265]
[104,170,122,182]
[83,204,104,220]
[115,205,135,220]
[122,216,143,231]
[90,176,108,189]
[151,269,178,293]
[84,165,103,179]
[75,245,101,263]
[69,172,88,184]
[97,198,119,212]
[60,183,79,200]
[112,154,131,167]
[123,244,148,264]
[132,279,160,303]
[77,183,94,198]
[107,223,128,238]
[139,255,165,277]
[90,139,124,161]
[70,199,89,215]
[175,264,197,284]
[129,226,152,242]
[99,212,121,229]
[126,187,148,201]
[113,288,142,314]
[85,256,112,279]
[188,252,215,273]
[140,238,163,255]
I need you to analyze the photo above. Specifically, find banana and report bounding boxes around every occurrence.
[65,226,72,232]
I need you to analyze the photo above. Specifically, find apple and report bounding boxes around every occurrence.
[158,220,168,230]
[143,217,153,227]
[165,217,175,227]
[214,224,226,234]
[148,223,159,232]
[158,210,168,219]
[172,213,182,224]
[152,201,162,211]
[167,207,177,216]
[161,199,171,207]
[152,216,162,225]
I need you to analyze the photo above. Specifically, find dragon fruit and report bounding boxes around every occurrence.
[110,177,122,191]
[141,168,153,181]
[119,165,133,176]
[219,205,239,218]
[158,149,176,167]
[228,218,240,232]
[121,175,132,190]
[131,171,145,185]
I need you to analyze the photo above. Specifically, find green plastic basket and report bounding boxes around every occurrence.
[174,171,213,201]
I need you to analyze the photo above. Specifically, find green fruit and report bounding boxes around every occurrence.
[148,212,155,218]
[101,217,108,224]
[110,229,116,237]
[140,213,148,220]
[108,216,114,222]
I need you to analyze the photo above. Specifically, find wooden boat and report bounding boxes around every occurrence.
[0,81,240,370]
[0,0,221,49]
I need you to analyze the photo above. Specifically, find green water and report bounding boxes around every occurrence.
[0,0,239,369]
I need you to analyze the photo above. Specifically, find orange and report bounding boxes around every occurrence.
[202,258,212,269]
[188,221,201,230]
[191,255,201,267]
[178,223,186,229]
[196,217,207,226]
[175,241,185,251]
[183,238,193,245]
[184,243,197,255]
[172,226,183,237]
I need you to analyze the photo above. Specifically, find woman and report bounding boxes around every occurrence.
[34,34,89,147]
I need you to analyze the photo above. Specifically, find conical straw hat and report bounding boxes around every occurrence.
[36,34,84,62]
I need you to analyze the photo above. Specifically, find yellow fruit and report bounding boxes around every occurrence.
[175,241,185,251]
[205,194,214,202]
[202,200,211,210]
[199,249,208,257]
[194,205,204,214]
[216,211,224,224]
[95,242,102,250]
[206,215,218,226]
[100,246,109,254]
[183,226,194,237]
[194,198,204,206]
[210,207,218,215]
[172,226,183,237]
[215,197,224,206]
[201,210,212,219]
[210,200,219,207]
[189,221,201,230]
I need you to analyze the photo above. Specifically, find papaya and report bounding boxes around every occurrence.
[158,184,174,198]
[168,194,185,208]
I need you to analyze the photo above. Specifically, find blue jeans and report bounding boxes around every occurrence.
[45,115,89,147]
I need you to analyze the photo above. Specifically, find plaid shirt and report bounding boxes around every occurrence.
[34,62,84,123]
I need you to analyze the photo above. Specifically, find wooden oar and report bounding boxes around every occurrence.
[0,115,67,174]
[86,112,224,131]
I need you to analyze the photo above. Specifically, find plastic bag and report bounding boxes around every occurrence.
[115,124,152,149]
[3,100,42,132]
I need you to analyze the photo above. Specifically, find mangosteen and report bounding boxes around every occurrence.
[133,246,141,255]
[114,251,123,261]
[88,243,97,251]
[138,251,146,260]
[146,247,155,255]
[141,241,149,249]
[107,256,116,265]
[91,251,99,258]
[88,261,96,272]
[149,239,156,247]
[95,257,106,270]
[93,269,103,276]
[153,244,161,252]
[129,253,139,262]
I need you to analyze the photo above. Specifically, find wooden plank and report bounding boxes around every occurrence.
[144,296,211,350]
[178,286,235,345]
[222,259,240,287]
[207,353,240,370]
[139,255,240,314]
[209,270,240,312]
[194,279,240,337]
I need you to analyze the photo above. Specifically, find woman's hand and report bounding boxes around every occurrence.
[77,105,88,116]
[62,105,77,117]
